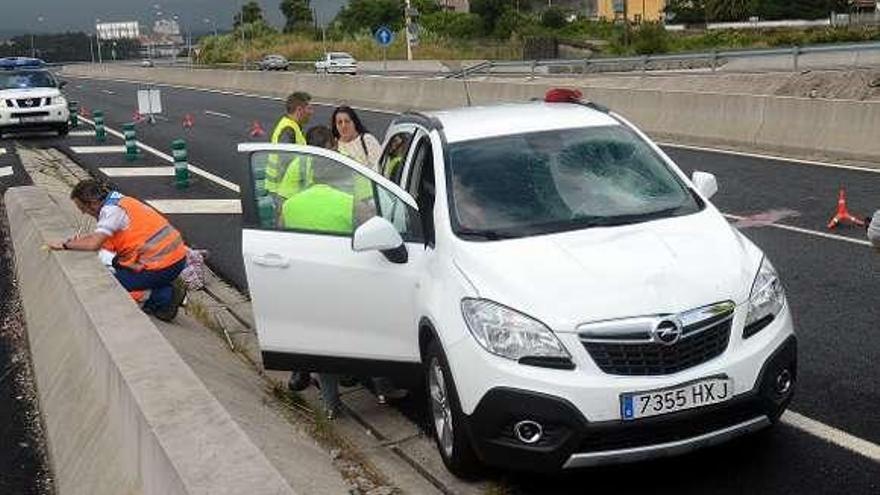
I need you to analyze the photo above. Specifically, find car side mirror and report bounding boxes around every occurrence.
[352,217,407,263]
[58,80,68,89]
[692,171,718,199]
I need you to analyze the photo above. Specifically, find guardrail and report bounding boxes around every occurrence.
[446,40,880,78]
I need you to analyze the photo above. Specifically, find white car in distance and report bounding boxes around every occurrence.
[315,52,357,75]
[238,89,797,477]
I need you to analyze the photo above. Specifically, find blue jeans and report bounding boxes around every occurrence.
[113,257,186,313]
[318,374,340,412]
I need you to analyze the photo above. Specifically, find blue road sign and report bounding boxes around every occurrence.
[374,26,394,47]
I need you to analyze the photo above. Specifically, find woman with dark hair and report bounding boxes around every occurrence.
[331,105,382,172]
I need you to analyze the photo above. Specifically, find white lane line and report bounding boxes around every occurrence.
[79,116,239,193]
[724,213,872,247]
[0,166,13,177]
[146,199,241,215]
[71,145,126,154]
[102,89,115,95]
[65,74,399,115]
[0,148,6,155]
[205,110,232,119]
[782,411,880,463]
[660,142,880,175]
[99,167,174,177]
[68,130,95,137]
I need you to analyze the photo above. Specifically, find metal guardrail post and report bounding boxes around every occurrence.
[642,55,648,73]
[530,60,536,79]
[711,49,718,72]
[792,45,801,72]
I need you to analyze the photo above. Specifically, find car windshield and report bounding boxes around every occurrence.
[330,53,352,60]
[0,70,56,89]
[447,125,702,240]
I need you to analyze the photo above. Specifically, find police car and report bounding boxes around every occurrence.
[0,57,70,138]
[238,89,797,476]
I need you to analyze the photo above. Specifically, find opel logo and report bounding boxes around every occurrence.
[651,318,683,346]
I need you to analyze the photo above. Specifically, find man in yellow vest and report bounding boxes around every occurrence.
[266,92,314,203]
[49,179,189,322]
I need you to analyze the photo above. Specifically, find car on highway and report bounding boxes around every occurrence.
[0,57,69,138]
[237,89,797,476]
[258,54,289,71]
[314,52,357,75]
[141,59,154,68]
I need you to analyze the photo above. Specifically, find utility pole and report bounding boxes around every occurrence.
[405,0,413,61]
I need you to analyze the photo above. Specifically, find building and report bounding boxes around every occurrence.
[438,0,469,12]
[596,0,666,22]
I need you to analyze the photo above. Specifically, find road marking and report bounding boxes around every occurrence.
[99,167,174,177]
[0,166,12,177]
[0,148,6,156]
[71,145,126,154]
[78,116,240,193]
[782,411,880,463]
[68,130,94,137]
[146,199,241,214]
[65,75,399,115]
[660,142,880,175]
[205,110,232,119]
[102,89,115,95]
[724,213,872,247]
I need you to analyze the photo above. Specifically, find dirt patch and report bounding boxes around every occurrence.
[0,199,54,495]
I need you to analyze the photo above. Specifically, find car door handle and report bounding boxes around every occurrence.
[253,253,290,268]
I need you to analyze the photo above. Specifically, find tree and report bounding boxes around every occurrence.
[234,1,265,27]
[280,0,313,32]
[470,0,512,35]
[422,11,484,38]
[541,7,566,29]
[335,0,403,34]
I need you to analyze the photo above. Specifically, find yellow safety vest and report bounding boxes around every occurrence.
[267,116,311,198]
[281,184,354,234]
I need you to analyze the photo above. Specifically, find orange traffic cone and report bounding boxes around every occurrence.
[182,113,195,130]
[132,110,145,123]
[249,120,266,138]
[79,106,91,118]
[827,187,866,230]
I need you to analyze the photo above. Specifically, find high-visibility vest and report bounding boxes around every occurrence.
[101,192,187,272]
[281,184,354,235]
[267,116,311,199]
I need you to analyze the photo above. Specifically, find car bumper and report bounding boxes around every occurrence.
[0,104,69,130]
[459,335,796,472]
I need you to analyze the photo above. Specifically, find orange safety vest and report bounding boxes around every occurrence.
[101,193,187,272]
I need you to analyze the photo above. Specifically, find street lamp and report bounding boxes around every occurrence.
[204,18,218,37]
[31,16,45,58]
[95,18,104,64]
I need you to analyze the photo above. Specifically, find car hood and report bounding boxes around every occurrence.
[0,87,61,98]
[452,209,762,333]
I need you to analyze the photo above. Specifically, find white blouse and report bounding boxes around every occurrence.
[337,133,382,172]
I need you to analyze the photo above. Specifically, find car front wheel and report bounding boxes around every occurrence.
[425,339,481,479]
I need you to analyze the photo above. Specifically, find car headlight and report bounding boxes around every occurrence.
[461,298,573,368]
[744,257,785,338]
[54,96,67,107]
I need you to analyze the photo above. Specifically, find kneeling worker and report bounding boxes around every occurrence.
[49,180,188,321]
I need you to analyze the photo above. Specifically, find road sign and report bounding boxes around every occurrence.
[374,26,394,47]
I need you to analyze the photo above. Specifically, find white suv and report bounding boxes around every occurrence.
[0,58,69,138]
[238,90,796,476]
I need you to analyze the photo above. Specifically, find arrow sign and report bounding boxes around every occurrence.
[374,26,394,47]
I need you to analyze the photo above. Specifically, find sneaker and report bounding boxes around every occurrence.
[287,372,311,392]
[154,279,187,322]
[325,406,340,421]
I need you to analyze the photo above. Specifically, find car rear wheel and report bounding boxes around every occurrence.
[424,339,481,479]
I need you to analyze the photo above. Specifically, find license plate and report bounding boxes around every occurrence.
[621,377,733,420]
[18,116,44,123]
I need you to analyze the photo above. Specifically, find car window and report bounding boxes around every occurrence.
[406,137,436,244]
[0,70,56,89]
[379,131,414,185]
[447,126,701,239]
[249,150,421,241]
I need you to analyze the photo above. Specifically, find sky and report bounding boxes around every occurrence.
[0,0,347,36]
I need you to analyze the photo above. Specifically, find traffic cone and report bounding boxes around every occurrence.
[79,106,91,118]
[827,187,866,230]
[182,113,195,130]
[249,120,266,138]
[132,110,145,124]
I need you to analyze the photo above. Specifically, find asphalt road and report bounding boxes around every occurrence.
[29,76,880,493]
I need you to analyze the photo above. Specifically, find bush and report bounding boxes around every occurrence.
[422,11,484,39]
[541,7,566,29]
[631,22,671,55]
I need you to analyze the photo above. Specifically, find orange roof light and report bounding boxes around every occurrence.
[544,88,583,103]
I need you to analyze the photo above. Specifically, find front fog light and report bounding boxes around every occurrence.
[744,257,785,338]
[461,298,571,366]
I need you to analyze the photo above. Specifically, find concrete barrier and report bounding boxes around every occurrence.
[5,185,295,495]
[61,64,880,163]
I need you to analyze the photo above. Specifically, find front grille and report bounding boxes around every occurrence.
[578,396,763,453]
[15,97,43,108]
[583,319,731,376]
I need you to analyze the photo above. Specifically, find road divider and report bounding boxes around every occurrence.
[93,109,106,142]
[62,64,880,164]
[4,185,294,495]
[172,139,190,189]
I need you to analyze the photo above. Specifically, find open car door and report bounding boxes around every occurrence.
[238,143,426,377]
